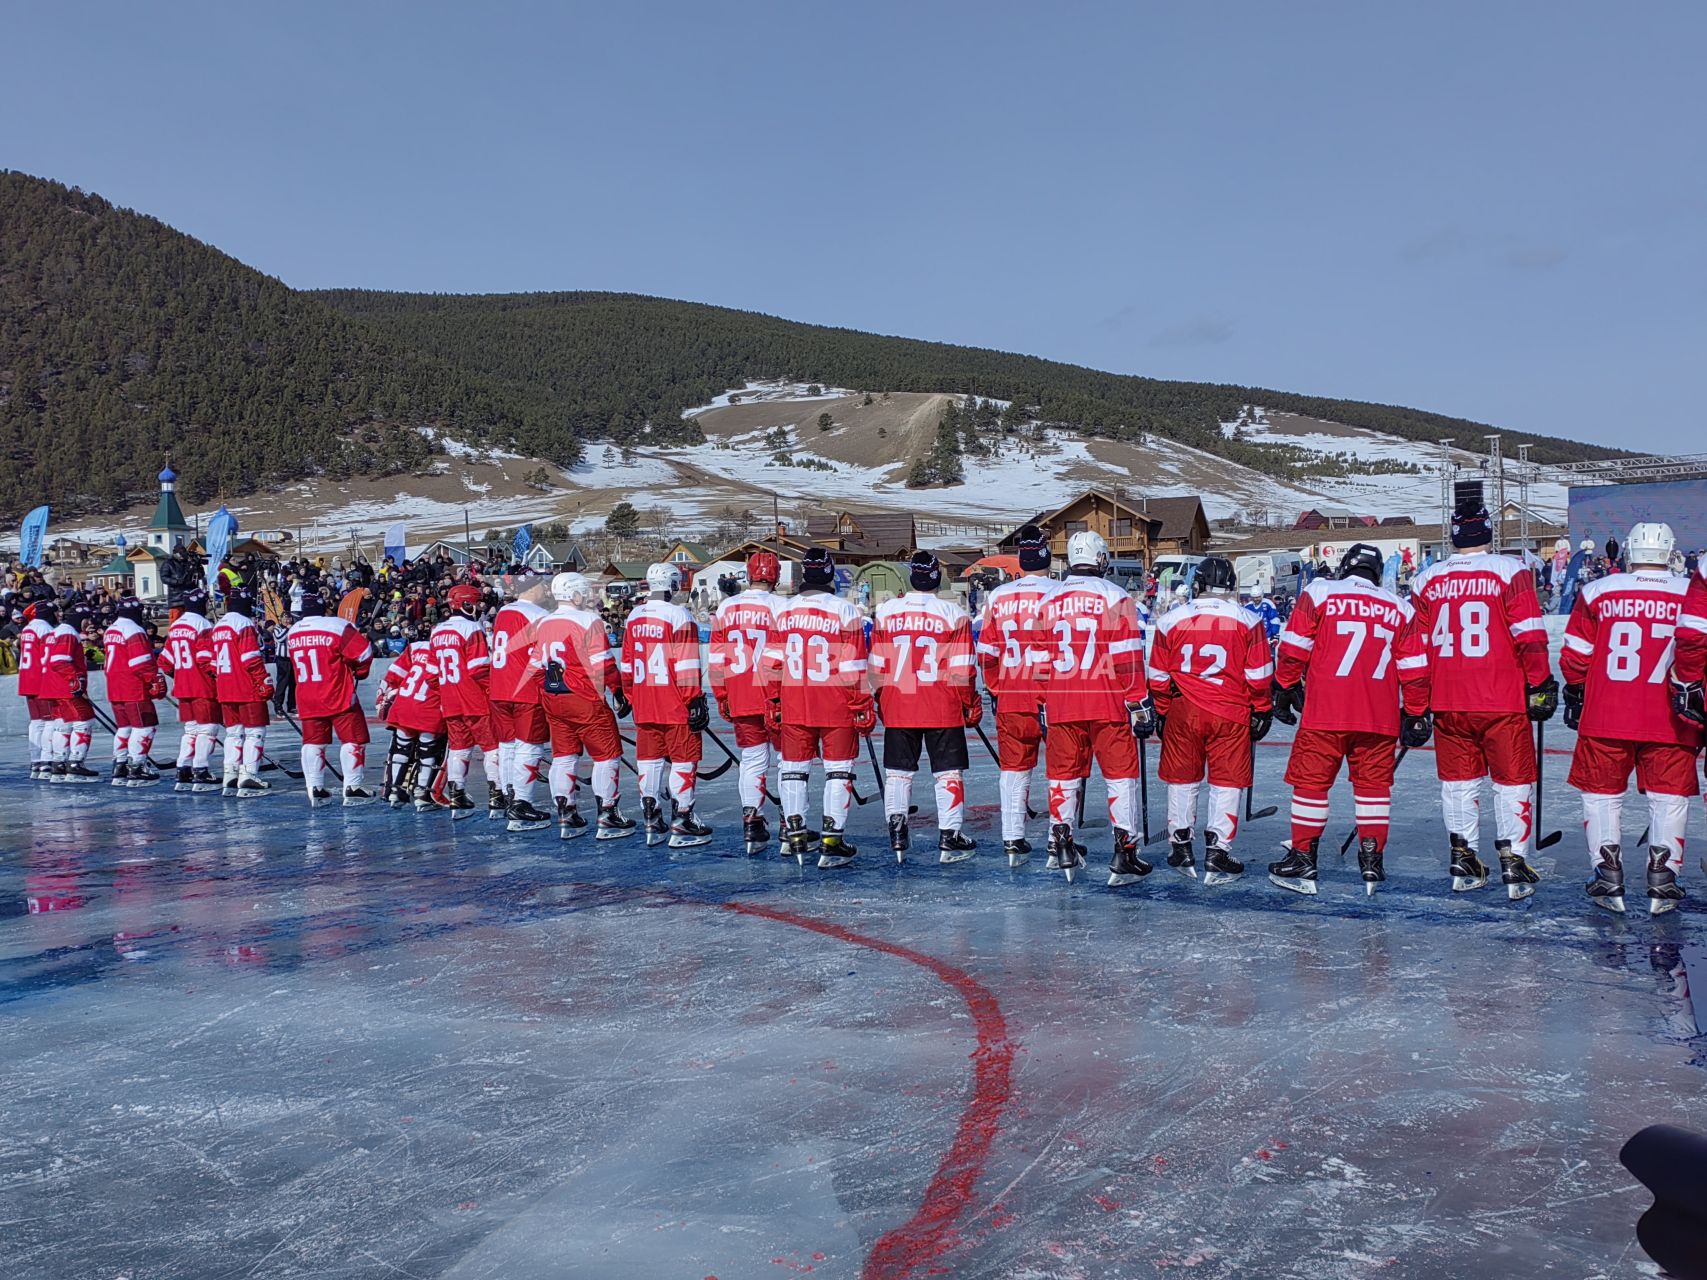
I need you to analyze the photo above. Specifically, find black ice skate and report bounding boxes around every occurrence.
[557,797,588,841]
[1202,832,1244,886]
[938,829,977,865]
[1268,840,1319,896]
[888,813,911,864]
[742,807,770,856]
[668,802,712,849]
[1587,844,1625,914]
[1496,839,1539,901]
[1449,834,1489,893]
[110,760,131,787]
[127,762,160,788]
[817,821,857,870]
[342,785,378,808]
[1004,837,1032,869]
[1107,829,1152,887]
[174,765,195,793]
[641,797,668,847]
[308,786,334,807]
[444,783,477,817]
[783,815,813,865]
[64,762,101,784]
[48,762,68,783]
[506,798,552,832]
[235,773,271,799]
[487,787,509,822]
[189,767,220,793]
[1358,837,1385,897]
[1050,823,1086,883]
[414,787,447,813]
[1648,846,1685,916]
[1166,827,1197,880]
[596,802,636,841]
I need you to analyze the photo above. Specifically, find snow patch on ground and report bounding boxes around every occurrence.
[684,380,859,416]
[415,426,525,462]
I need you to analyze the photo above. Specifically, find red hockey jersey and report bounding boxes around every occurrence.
[1147,597,1274,724]
[527,605,619,703]
[382,641,444,733]
[1561,570,1702,746]
[620,599,702,725]
[489,600,549,704]
[764,592,871,728]
[161,613,218,702]
[101,617,161,703]
[285,615,374,718]
[1409,552,1551,714]
[870,592,978,729]
[1275,577,1429,735]
[976,576,1057,712]
[709,589,783,718]
[1673,560,1707,684]
[202,613,271,704]
[38,624,87,700]
[17,617,55,698]
[1039,575,1146,723]
[429,616,492,717]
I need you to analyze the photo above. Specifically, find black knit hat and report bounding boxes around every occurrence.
[909,550,943,592]
[801,547,836,589]
[1451,503,1493,549]
[1015,523,1051,572]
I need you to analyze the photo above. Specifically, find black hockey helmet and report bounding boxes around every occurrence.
[225,587,256,617]
[909,550,942,593]
[1338,543,1384,586]
[1194,556,1237,594]
[1015,523,1051,572]
[801,547,836,590]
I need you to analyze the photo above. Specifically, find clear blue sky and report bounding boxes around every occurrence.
[4,1,1703,453]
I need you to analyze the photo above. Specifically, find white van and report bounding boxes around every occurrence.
[1151,554,1205,592]
[1236,552,1305,600]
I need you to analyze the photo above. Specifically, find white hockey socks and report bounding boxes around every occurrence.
[111,725,131,764]
[823,759,856,829]
[1441,778,1482,850]
[514,743,546,805]
[738,743,770,810]
[67,721,92,764]
[302,745,327,792]
[1581,790,1622,862]
[447,747,472,787]
[884,768,915,820]
[591,756,620,807]
[637,757,665,802]
[934,769,966,833]
[998,769,1029,842]
[549,754,580,804]
[1354,791,1391,850]
[780,761,810,822]
[129,727,155,764]
[340,742,366,788]
[241,726,266,777]
[1167,781,1200,835]
[1108,776,1138,836]
[1207,784,1242,849]
[1048,776,1082,834]
[1492,782,1533,859]
[27,718,44,764]
[1649,793,1690,868]
[668,761,696,811]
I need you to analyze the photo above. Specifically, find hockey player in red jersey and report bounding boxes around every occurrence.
[429,584,503,817]
[1561,522,1702,914]
[1146,556,1273,886]
[200,589,274,798]
[764,547,872,868]
[710,550,786,855]
[39,602,101,782]
[871,551,981,864]
[489,573,552,824]
[1671,554,1707,729]
[622,564,712,848]
[1270,543,1431,895]
[1039,530,1153,886]
[975,524,1058,867]
[161,588,223,792]
[285,588,377,807]
[529,572,633,840]
[17,601,56,779]
[377,628,445,811]
[1409,504,1556,898]
[101,596,166,787]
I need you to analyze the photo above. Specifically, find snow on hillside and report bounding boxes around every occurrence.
[683,380,859,415]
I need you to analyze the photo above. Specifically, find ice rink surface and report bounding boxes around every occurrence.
[4,707,1706,1279]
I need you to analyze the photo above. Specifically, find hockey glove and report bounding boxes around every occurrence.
[686,694,709,732]
[376,686,397,717]
[542,660,570,695]
[962,697,983,729]
[1127,696,1157,740]
[1272,683,1301,726]
[1249,707,1273,742]
[715,694,732,724]
[1671,675,1707,729]
[852,701,877,737]
[1400,711,1433,749]
[1525,675,1559,723]
[766,697,784,731]
[70,675,86,699]
[1562,682,1584,731]
[145,675,167,701]
[611,687,632,720]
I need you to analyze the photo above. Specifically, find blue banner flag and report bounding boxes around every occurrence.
[384,522,407,566]
[512,524,533,563]
[19,505,50,568]
[204,506,239,590]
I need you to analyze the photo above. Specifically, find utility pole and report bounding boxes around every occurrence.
[1485,435,1505,553]
[1516,443,1532,552]
[1437,439,1455,550]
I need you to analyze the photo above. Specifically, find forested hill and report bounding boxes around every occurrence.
[0,172,566,518]
[316,289,1624,474]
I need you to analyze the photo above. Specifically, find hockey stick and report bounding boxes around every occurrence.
[1533,718,1562,851]
[697,724,737,781]
[88,701,166,771]
[974,721,1038,819]
[1245,740,1278,821]
[862,735,885,806]
[1339,745,1410,857]
[1138,733,1151,846]
[282,710,344,784]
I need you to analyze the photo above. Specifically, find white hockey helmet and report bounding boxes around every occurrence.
[1625,521,1676,567]
[646,562,681,595]
[1066,529,1110,572]
[551,572,594,606]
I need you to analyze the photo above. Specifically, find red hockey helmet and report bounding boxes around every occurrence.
[746,550,781,586]
[449,583,483,614]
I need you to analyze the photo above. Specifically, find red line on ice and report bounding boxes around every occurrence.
[719,901,1014,1280]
